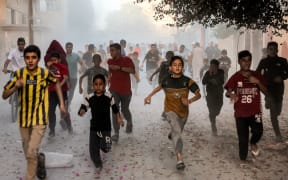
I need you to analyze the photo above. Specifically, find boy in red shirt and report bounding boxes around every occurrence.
[47,52,73,137]
[225,50,267,160]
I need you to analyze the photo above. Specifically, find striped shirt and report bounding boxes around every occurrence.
[161,75,200,118]
[4,67,56,127]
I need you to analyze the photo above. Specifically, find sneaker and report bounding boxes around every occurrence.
[251,145,260,157]
[161,112,167,120]
[49,130,55,137]
[95,160,103,169]
[176,160,185,170]
[60,120,67,130]
[111,134,119,142]
[36,153,46,180]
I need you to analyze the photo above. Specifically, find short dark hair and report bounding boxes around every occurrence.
[120,39,126,44]
[93,74,106,84]
[110,43,121,50]
[267,41,278,49]
[50,52,61,59]
[65,42,73,47]
[93,54,102,62]
[24,45,41,59]
[165,51,174,57]
[221,49,227,55]
[17,37,25,44]
[210,59,219,66]
[88,44,95,51]
[238,50,252,61]
[170,55,184,66]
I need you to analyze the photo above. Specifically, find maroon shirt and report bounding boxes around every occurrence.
[48,63,69,92]
[224,71,266,118]
[108,56,135,95]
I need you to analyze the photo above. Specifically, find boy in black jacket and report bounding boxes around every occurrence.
[202,59,224,136]
[256,41,288,142]
[78,74,124,168]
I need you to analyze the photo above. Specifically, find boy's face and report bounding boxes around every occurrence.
[110,47,120,59]
[209,64,218,74]
[18,42,25,52]
[66,44,73,54]
[169,59,183,75]
[93,59,101,66]
[49,57,60,64]
[93,78,105,95]
[267,45,278,57]
[238,56,251,71]
[24,52,40,72]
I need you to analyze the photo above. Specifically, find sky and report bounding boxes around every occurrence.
[91,0,132,30]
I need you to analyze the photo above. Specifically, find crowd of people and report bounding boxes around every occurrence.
[1,37,288,179]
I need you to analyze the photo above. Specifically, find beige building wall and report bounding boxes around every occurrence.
[0,0,67,64]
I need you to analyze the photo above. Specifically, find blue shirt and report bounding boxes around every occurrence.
[67,52,80,79]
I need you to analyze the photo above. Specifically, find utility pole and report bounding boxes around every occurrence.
[28,0,33,44]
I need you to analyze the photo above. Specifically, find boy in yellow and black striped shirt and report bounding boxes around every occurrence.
[2,45,66,180]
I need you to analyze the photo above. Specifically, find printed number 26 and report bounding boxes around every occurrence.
[241,95,252,103]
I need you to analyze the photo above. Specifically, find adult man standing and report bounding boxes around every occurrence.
[65,42,83,107]
[108,43,135,142]
[3,37,26,73]
[256,41,288,142]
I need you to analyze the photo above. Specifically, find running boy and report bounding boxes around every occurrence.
[79,54,109,95]
[47,52,73,137]
[202,59,224,136]
[78,74,124,169]
[225,50,267,161]
[144,56,201,170]
[2,45,66,180]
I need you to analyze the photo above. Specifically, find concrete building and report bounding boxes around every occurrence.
[0,0,67,62]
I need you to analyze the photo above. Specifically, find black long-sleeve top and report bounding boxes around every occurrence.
[78,92,119,131]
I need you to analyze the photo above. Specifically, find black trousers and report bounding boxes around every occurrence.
[48,91,72,131]
[266,95,283,137]
[235,116,263,160]
[89,131,111,167]
[206,93,223,125]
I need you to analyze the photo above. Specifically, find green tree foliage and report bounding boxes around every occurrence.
[136,0,288,34]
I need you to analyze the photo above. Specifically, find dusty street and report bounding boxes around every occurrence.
[0,73,287,180]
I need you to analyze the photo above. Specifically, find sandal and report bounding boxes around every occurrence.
[251,146,260,157]
[37,152,46,180]
[176,161,185,170]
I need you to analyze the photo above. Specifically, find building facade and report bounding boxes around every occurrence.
[0,0,67,63]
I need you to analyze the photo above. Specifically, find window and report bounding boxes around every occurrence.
[46,0,61,11]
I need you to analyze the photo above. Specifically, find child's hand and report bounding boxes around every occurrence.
[79,109,86,116]
[230,94,239,103]
[181,97,189,106]
[248,76,260,84]
[59,104,67,116]
[109,65,120,71]
[144,96,151,105]
[117,117,124,127]
[15,79,24,89]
